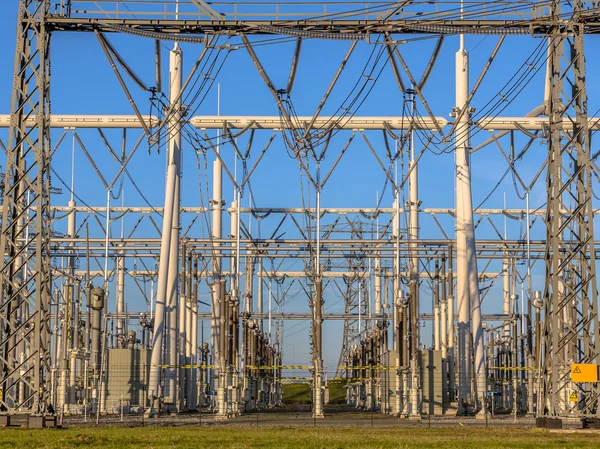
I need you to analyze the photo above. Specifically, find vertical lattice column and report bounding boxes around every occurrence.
[0,0,52,414]
[540,0,599,418]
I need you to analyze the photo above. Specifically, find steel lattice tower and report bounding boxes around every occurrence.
[0,0,52,413]
[539,0,600,418]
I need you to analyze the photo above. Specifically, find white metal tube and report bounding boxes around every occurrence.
[67,199,77,404]
[165,46,183,409]
[268,282,272,337]
[393,189,404,414]
[236,191,242,291]
[244,255,254,314]
[313,163,324,418]
[358,285,362,335]
[468,145,486,408]
[116,249,125,343]
[67,202,76,240]
[148,46,182,403]
[257,262,263,330]
[455,34,485,414]
[526,191,531,304]
[58,287,69,411]
[441,299,447,359]
[0,114,159,129]
[374,260,381,315]
[434,305,441,351]
[455,39,472,414]
[210,279,221,389]
[18,352,26,410]
[213,83,228,417]
[408,90,420,417]
[313,279,324,418]
[503,257,510,339]
[230,202,238,282]
[375,191,382,318]
[4,114,600,130]
[103,191,111,288]
[447,293,455,400]
[229,196,239,413]
[190,271,198,409]
[72,282,80,374]
[178,252,187,409]
[212,83,223,367]
[147,171,175,398]
[190,115,449,130]
[185,286,192,408]
[544,37,552,114]
[316,184,321,277]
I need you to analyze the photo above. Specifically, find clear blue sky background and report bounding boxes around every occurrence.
[1,2,599,375]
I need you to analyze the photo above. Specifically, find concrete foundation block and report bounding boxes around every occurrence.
[581,418,600,429]
[536,417,562,429]
[27,415,57,429]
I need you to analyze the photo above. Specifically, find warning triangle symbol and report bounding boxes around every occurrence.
[574,366,582,374]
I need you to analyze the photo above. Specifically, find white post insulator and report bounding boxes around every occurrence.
[533,290,543,309]
[434,305,441,351]
[396,289,407,309]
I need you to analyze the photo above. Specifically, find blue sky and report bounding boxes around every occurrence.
[1,2,599,375]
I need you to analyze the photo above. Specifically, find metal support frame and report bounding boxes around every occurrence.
[539,0,600,419]
[2,0,599,420]
[0,0,52,415]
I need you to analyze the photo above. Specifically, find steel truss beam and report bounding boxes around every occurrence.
[3,115,600,130]
[43,1,600,36]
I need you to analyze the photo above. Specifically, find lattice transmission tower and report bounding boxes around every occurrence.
[0,0,52,413]
[539,0,600,419]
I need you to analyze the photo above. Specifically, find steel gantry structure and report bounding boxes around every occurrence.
[1,0,599,426]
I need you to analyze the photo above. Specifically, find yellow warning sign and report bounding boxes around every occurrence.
[571,364,599,383]
[569,391,578,403]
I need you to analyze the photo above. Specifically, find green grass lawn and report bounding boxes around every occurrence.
[282,383,312,404]
[282,381,346,404]
[1,426,598,449]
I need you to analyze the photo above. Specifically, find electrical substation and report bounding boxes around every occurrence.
[1,0,600,430]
